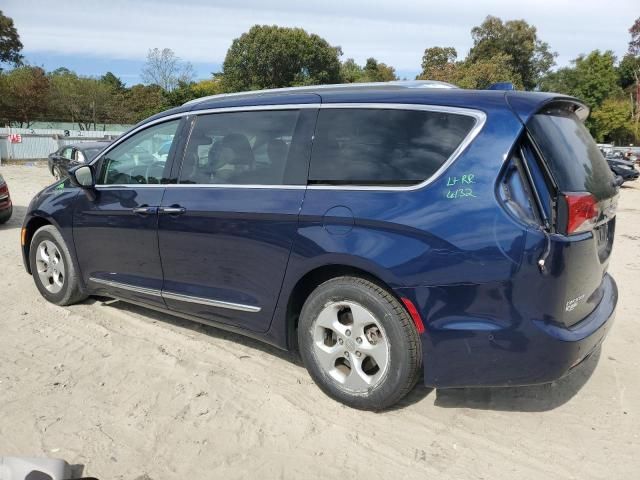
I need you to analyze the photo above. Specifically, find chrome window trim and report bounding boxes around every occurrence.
[89,277,261,313]
[94,184,307,190]
[91,102,486,192]
[89,103,321,169]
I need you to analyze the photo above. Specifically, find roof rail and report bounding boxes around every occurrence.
[182,80,458,106]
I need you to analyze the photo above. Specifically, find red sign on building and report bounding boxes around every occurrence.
[8,134,22,143]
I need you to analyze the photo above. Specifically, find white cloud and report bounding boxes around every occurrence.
[3,0,638,72]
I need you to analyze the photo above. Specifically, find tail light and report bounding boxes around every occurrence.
[564,193,598,234]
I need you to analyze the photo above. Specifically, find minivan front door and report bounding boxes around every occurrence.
[157,107,316,332]
[73,119,182,307]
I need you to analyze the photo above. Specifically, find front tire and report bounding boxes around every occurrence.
[29,225,86,306]
[298,276,422,410]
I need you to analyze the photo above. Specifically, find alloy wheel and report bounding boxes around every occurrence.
[35,240,66,294]
[312,300,390,392]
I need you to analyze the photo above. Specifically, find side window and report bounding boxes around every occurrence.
[97,120,180,185]
[76,151,86,163]
[179,110,300,185]
[309,108,478,186]
[61,147,73,159]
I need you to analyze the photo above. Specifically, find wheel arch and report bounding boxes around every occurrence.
[22,215,54,274]
[284,263,405,351]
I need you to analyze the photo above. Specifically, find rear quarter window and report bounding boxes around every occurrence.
[308,108,478,186]
[527,109,616,200]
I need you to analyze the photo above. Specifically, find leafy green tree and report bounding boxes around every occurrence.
[538,66,580,95]
[101,71,126,92]
[221,25,342,92]
[340,58,364,83]
[540,50,629,141]
[623,17,640,141]
[419,47,457,81]
[541,50,620,109]
[469,15,556,90]
[163,80,198,107]
[0,11,23,67]
[455,53,523,90]
[163,78,224,108]
[0,66,49,127]
[49,69,114,129]
[417,48,522,89]
[573,51,621,108]
[590,97,634,143]
[362,57,397,82]
[616,54,639,90]
[192,78,223,97]
[123,84,166,123]
[338,57,397,83]
[629,17,640,56]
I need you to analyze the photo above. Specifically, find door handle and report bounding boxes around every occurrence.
[132,206,158,215]
[159,206,186,215]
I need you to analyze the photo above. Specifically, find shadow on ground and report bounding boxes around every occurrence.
[85,297,302,367]
[80,296,599,413]
[434,347,601,412]
[0,204,28,230]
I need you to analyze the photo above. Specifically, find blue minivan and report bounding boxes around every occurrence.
[22,81,618,410]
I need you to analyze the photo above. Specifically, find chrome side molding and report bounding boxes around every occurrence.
[161,291,261,312]
[89,277,261,313]
[89,277,162,297]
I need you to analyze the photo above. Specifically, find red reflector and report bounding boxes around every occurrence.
[565,193,598,234]
[401,298,425,334]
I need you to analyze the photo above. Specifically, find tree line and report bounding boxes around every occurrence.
[0,9,639,144]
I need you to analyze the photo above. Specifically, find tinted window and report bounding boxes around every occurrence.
[179,110,300,185]
[97,120,179,185]
[528,109,616,200]
[309,108,477,185]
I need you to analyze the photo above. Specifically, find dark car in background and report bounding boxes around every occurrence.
[607,156,639,183]
[21,81,619,410]
[0,173,12,224]
[48,142,110,180]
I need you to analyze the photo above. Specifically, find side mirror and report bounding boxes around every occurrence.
[69,165,95,189]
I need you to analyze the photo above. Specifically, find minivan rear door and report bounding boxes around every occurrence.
[525,104,618,326]
[157,107,317,332]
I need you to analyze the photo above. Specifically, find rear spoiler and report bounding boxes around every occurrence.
[506,93,590,124]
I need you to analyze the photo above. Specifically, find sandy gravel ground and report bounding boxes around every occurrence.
[0,164,638,480]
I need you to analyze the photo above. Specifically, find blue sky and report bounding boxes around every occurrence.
[3,0,639,85]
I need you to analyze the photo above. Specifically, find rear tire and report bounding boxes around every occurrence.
[298,276,422,410]
[29,225,87,306]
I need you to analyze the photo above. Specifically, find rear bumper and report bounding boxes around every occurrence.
[412,274,617,388]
